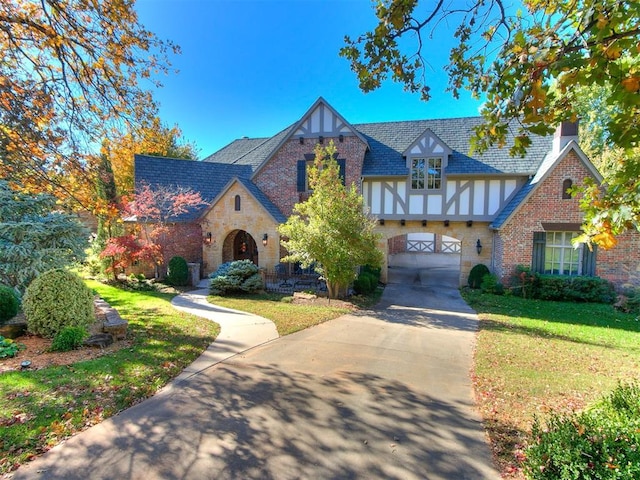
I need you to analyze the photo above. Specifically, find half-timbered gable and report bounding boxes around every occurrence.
[133,98,640,290]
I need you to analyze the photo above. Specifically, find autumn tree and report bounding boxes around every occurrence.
[341,0,640,245]
[0,0,178,207]
[279,142,383,299]
[102,183,206,278]
[102,117,199,197]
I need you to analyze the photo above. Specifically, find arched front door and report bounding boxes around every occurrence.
[222,230,258,265]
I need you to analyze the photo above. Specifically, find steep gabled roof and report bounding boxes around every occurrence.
[202,177,287,224]
[490,141,602,230]
[202,124,297,172]
[355,117,552,177]
[134,154,253,222]
[202,97,370,178]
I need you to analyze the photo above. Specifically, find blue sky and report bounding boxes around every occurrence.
[135,0,484,158]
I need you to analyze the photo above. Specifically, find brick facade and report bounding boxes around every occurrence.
[494,150,640,288]
[254,136,367,217]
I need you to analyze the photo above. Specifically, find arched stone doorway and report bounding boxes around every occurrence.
[222,230,258,265]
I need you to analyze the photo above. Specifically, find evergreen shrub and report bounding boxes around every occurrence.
[166,256,189,286]
[23,269,95,338]
[524,383,640,479]
[210,260,263,295]
[51,326,88,352]
[468,264,490,289]
[0,285,20,324]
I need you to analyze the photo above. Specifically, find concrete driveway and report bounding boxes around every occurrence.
[13,268,499,479]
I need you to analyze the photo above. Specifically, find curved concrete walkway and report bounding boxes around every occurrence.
[169,282,279,386]
[13,272,499,480]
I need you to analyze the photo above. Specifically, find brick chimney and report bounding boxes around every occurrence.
[552,121,579,154]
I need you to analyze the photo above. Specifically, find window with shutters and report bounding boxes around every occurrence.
[531,231,596,276]
[297,157,346,192]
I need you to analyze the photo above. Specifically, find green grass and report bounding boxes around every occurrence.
[463,289,640,478]
[207,291,359,335]
[0,280,220,474]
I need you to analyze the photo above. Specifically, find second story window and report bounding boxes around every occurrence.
[411,158,425,189]
[411,157,442,190]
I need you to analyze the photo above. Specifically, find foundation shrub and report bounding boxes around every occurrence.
[23,269,95,338]
[166,256,189,286]
[480,273,504,295]
[536,275,615,303]
[209,260,263,295]
[524,383,640,479]
[468,264,490,289]
[0,285,20,324]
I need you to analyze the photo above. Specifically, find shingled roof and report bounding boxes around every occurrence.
[134,154,254,221]
[204,115,553,178]
[355,117,553,177]
[203,124,297,172]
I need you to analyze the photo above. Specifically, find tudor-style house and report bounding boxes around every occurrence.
[134,97,640,289]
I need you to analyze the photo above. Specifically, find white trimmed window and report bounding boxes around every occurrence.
[411,157,442,190]
[544,231,581,275]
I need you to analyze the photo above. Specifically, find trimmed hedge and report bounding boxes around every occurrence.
[534,275,616,303]
[23,269,95,338]
[524,383,640,479]
[353,265,381,295]
[0,285,20,325]
[166,256,189,286]
[468,264,490,289]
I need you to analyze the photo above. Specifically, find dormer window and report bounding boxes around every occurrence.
[411,157,442,190]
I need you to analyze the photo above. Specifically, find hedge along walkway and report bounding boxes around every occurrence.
[169,283,280,385]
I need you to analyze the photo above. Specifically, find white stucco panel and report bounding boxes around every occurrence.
[488,180,501,214]
[446,180,456,202]
[310,108,321,133]
[384,185,395,214]
[426,194,442,214]
[459,188,470,215]
[473,180,485,215]
[370,182,381,215]
[409,195,423,214]
[504,179,517,198]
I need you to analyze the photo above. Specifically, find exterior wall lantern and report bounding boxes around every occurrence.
[204,232,212,245]
[476,239,483,255]
[262,233,268,246]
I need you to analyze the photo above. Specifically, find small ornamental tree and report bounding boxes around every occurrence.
[279,141,383,299]
[101,183,206,278]
[0,181,88,293]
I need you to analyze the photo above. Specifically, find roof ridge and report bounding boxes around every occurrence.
[352,116,484,128]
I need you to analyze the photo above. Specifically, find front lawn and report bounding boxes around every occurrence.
[207,291,365,335]
[0,280,220,474]
[464,290,640,478]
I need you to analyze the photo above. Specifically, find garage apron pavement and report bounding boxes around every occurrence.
[13,268,499,479]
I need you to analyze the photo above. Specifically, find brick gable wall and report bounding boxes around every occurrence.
[253,136,367,217]
[495,150,640,288]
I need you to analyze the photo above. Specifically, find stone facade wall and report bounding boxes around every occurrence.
[494,150,640,289]
[376,220,490,285]
[201,182,280,276]
[253,136,367,217]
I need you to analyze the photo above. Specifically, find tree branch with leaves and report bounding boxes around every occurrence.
[342,0,640,246]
